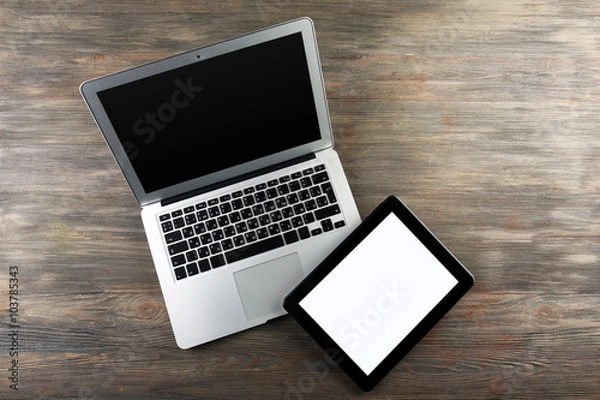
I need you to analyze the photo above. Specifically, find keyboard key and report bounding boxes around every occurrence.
[184,206,195,214]
[185,214,197,225]
[198,246,210,258]
[282,207,294,219]
[220,202,232,214]
[212,229,224,241]
[224,226,236,237]
[217,215,230,227]
[165,231,182,244]
[303,212,316,224]
[220,194,231,202]
[172,210,183,218]
[298,226,310,240]
[199,259,211,272]
[289,180,301,192]
[194,222,206,235]
[258,214,271,226]
[174,267,187,280]
[168,241,188,255]
[280,220,292,232]
[300,177,312,188]
[277,184,290,195]
[186,250,198,262]
[247,218,259,230]
[160,214,171,222]
[243,195,255,207]
[208,198,219,206]
[225,235,285,263]
[229,211,241,223]
[188,237,201,248]
[302,167,314,175]
[252,204,265,216]
[200,233,212,245]
[321,182,337,203]
[241,208,253,219]
[315,204,341,220]
[197,210,209,221]
[292,217,304,228]
[222,239,234,250]
[182,227,195,238]
[257,227,269,239]
[186,263,200,277]
[233,235,246,247]
[266,188,278,199]
[264,200,276,211]
[210,243,222,254]
[210,254,226,269]
[173,217,185,229]
[267,179,278,187]
[316,195,329,208]
[268,224,281,235]
[232,190,243,198]
[245,231,257,243]
[171,254,186,267]
[255,183,267,191]
[291,172,302,179]
[206,219,218,231]
[235,222,248,234]
[284,230,299,245]
[196,202,207,210]
[275,197,287,208]
[208,206,220,218]
[315,164,326,172]
[232,199,243,210]
[254,191,267,203]
[335,220,346,229]
[321,219,334,232]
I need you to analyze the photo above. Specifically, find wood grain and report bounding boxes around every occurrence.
[1,0,599,398]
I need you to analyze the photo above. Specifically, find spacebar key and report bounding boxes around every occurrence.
[225,235,285,263]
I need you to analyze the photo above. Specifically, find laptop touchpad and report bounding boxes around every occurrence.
[234,253,305,322]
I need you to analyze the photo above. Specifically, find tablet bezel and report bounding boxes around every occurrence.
[283,195,474,391]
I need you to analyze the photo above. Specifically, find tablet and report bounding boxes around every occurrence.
[283,196,474,391]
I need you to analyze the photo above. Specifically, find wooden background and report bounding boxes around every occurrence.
[1,0,599,398]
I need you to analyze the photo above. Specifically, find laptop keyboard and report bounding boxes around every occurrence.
[159,164,347,281]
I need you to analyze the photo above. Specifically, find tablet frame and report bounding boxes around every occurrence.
[283,195,474,391]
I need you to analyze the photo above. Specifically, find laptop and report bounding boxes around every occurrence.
[80,17,360,349]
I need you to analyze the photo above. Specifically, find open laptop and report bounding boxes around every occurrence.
[80,17,361,349]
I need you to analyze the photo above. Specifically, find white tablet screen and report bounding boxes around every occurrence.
[299,213,458,375]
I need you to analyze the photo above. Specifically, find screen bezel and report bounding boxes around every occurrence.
[80,17,332,206]
[283,196,475,391]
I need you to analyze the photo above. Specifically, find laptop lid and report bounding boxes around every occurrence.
[80,17,333,207]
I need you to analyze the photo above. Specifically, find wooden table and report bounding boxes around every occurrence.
[1,1,599,398]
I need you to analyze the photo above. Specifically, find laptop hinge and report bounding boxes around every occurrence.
[161,153,317,207]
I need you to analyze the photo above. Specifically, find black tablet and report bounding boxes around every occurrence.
[283,196,474,391]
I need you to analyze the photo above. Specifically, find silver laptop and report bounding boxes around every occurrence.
[80,17,360,349]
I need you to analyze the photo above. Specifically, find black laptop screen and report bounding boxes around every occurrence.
[97,33,321,193]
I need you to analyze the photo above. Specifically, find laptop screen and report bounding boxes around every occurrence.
[97,32,321,194]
